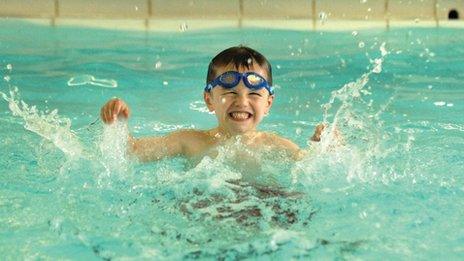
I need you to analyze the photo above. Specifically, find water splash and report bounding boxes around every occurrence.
[98,119,131,180]
[320,42,388,149]
[0,87,83,159]
[293,43,391,184]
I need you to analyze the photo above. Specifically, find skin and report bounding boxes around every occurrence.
[100,63,325,162]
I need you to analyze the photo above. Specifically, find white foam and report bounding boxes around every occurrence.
[67,74,117,88]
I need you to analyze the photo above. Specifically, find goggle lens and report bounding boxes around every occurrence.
[219,72,238,85]
[246,74,264,87]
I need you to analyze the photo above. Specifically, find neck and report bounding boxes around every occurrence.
[209,127,257,142]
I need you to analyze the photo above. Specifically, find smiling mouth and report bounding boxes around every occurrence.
[229,112,252,121]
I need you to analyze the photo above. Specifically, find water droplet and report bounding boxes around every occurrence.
[247,58,252,64]
[319,12,328,24]
[360,0,367,3]
[340,58,346,67]
[276,65,281,69]
[433,101,446,106]
[134,6,139,11]
[179,22,188,32]
[447,103,454,107]
[155,61,162,69]
[380,42,387,56]
[3,76,10,82]
[359,211,368,219]
[358,41,365,48]
[352,30,358,36]
[163,81,168,86]
[6,64,12,70]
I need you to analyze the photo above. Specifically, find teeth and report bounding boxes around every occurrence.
[231,112,250,120]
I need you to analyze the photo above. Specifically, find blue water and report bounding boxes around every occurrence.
[1,20,463,259]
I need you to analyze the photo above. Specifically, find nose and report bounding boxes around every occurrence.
[235,94,248,107]
[233,85,249,107]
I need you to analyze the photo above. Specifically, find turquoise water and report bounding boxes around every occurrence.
[1,20,463,259]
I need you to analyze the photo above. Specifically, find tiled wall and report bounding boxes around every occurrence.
[0,0,462,29]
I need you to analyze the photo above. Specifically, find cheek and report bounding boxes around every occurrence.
[254,100,269,112]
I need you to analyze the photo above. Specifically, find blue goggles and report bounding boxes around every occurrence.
[204,71,274,95]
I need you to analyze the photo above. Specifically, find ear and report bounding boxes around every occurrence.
[265,94,274,114]
[203,91,215,112]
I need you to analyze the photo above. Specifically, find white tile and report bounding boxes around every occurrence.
[316,0,386,20]
[0,0,55,17]
[243,0,313,19]
[59,0,148,18]
[388,0,436,20]
[151,0,239,19]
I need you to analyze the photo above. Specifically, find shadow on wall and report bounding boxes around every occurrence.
[448,9,459,20]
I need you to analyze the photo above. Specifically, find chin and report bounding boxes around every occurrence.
[229,125,255,135]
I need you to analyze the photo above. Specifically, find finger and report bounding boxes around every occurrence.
[105,102,114,123]
[310,134,320,142]
[122,105,130,118]
[316,124,325,132]
[112,100,122,120]
[100,107,107,123]
[110,100,120,120]
[126,107,130,118]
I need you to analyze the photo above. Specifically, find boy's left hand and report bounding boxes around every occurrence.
[310,123,344,146]
[310,124,325,142]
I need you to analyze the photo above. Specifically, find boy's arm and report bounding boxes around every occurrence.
[101,98,185,162]
[264,133,306,160]
[128,131,185,162]
[265,124,328,160]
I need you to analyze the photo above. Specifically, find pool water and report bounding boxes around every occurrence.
[1,20,463,259]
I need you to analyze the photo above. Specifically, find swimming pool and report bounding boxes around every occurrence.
[1,20,463,259]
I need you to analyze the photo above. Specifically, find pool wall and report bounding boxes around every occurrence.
[0,0,463,30]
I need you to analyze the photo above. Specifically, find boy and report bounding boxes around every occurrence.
[100,46,324,163]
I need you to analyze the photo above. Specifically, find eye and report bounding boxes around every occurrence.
[249,92,262,97]
[222,91,237,96]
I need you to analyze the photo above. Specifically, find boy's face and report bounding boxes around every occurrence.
[204,63,274,136]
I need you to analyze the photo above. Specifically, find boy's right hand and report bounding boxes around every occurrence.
[100,98,130,124]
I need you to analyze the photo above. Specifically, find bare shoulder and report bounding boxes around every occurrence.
[259,132,307,160]
[169,129,215,157]
[259,132,300,151]
[169,129,210,140]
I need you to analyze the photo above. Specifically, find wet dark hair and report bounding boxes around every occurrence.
[206,46,272,86]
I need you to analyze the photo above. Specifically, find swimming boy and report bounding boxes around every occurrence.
[100,46,324,162]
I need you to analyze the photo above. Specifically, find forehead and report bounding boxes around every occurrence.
[214,63,268,80]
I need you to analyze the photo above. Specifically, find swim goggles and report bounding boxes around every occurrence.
[204,71,274,95]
